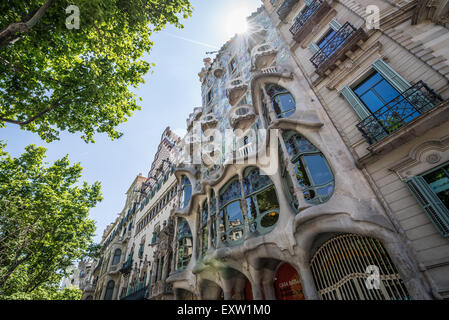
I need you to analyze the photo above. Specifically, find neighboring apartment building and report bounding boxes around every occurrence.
[90,128,180,300]
[85,0,449,300]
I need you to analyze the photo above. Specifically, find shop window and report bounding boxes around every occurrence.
[243,167,280,234]
[177,218,193,269]
[219,176,245,246]
[405,162,449,237]
[282,130,334,205]
[265,84,296,119]
[310,233,410,300]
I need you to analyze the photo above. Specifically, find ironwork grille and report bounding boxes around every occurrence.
[277,0,299,19]
[356,81,443,144]
[310,22,356,68]
[310,234,411,300]
[289,0,324,36]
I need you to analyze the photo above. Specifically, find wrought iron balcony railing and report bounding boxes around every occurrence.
[119,257,133,274]
[289,0,331,43]
[356,81,443,144]
[310,22,357,69]
[277,0,299,21]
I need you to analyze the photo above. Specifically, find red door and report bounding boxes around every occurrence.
[274,263,305,300]
[244,279,266,300]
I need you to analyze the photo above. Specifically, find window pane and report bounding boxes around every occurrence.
[226,201,243,227]
[424,168,449,208]
[373,79,400,104]
[303,154,333,186]
[354,72,382,95]
[256,186,279,213]
[358,90,384,113]
[293,158,312,187]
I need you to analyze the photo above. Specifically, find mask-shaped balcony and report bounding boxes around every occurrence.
[212,63,224,78]
[277,0,299,21]
[251,42,277,71]
[226,77,248,106]
[200,113,218,132]
[229,105,256,131]
[193,107,203,121]
[289,0,332,44]
[310,22,368,76]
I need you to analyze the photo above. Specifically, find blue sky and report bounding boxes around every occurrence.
[1,0,262,243]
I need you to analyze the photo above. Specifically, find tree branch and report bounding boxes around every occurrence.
[0,86,87,126]
[0,0,55,49]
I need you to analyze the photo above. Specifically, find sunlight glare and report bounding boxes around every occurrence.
[224,8,249,38]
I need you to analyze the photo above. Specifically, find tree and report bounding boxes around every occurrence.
[0,0,192,142]
[0,143,102,298]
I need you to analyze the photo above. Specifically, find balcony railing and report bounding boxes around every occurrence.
[310,22,367,75]
[277,0,299,21]
[356,81,443,144]
[119,257,133,274]
[289,0,331,43]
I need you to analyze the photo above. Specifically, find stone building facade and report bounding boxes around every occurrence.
[86,0,449,300]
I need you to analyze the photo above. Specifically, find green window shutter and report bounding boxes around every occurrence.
[309,42,320,54]
[340,85,371,119]
[405,176,449,237]
[329,19,342,31]
[372,59,411,93]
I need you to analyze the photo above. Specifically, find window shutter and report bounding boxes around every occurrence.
[340,86,371,119]
[405,176,449,237]
[329,19,342,31]
[372,59,411,93]
[309,42,320,53]
[305,0,313,5]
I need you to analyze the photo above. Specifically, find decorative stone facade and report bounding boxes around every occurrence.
[85,0,449,300]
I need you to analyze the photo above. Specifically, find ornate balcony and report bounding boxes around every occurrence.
[193,107,202,121]
[310,22,367,76]
[289,0,332,44]
[226,77,248,106]
[119,257,133,275]
[251,42,277,71]
[150,281,173,299]
[200,113,218,132]
[229,105,256,131]
[356,81,443,144]
[212,63,224,78]
[277,0,299,21]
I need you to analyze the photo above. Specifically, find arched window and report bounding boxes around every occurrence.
[103,280,115,300]
[201,200,208,258]
[219,176,245,246]
[282,131,334,205]
[180,176,192,209]
[111,248,121,265]
[310,233,410,300]
[265,84,296,119]
[243,167,280,234]
[177,218,193,269]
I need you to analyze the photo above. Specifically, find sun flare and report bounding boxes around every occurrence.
[224,9,249,38]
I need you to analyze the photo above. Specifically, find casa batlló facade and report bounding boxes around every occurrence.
[85,0,449,300]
